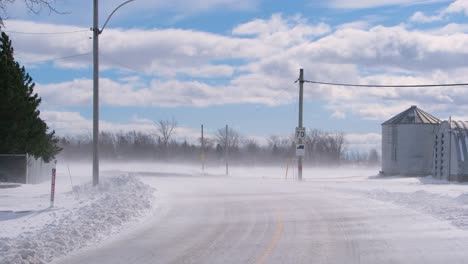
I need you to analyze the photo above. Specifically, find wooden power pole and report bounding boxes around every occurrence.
[298,69,304,181]
[201,124,205,172]
[225,124,229,176]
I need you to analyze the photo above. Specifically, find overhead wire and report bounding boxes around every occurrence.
[100,54,141,73]
[298,79,468,88]
[3,29,89,35]
[2,27,92,65]
[21,52,92,64]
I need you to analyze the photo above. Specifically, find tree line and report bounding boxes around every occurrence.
[58,121,380,166]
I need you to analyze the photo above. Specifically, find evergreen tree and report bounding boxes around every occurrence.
[0,30,61,162]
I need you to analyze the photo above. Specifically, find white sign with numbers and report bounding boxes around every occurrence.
[295,127,306,140]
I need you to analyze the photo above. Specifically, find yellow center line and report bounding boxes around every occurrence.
[255,211,284,264]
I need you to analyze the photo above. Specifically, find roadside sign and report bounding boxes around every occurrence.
[295,127,306,140]
[50,161,57,208]
[296,144,305,157]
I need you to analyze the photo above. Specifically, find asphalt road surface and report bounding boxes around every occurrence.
[55,174,468,264]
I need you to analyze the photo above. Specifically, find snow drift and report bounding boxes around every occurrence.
[0,175,155,264]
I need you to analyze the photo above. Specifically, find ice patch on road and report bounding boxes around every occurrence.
[368,189,468,229]
[0,175,155,264]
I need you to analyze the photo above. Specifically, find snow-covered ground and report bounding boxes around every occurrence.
[93,161,468,232]
[0,164,155,264]
[3,161,468,263]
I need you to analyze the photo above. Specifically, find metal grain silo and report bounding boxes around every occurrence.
[381,106,440,176]
[434,120,468,182]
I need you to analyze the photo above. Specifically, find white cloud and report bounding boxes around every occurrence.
[36,76,297,108]
[409,11,444,23]
[327,0,448,9]
[409,0,468,24]
[445,0,468,15]
[232,14,331,44]
[428,23,468,34]
[12,16,468,77]
[336,21,372,30]
[41,111,203,143]
[3,20,269,77]
[7,13,468,124]
[130,115,154,125]
[41,111,91,135]
[345,133,381,152]
[331,111,346,119]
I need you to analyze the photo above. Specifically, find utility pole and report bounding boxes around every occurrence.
[298,69,304,181]
[225,124,229,176]
[92,0,136,186]
[92,0,99,186]
[201,124,205,172]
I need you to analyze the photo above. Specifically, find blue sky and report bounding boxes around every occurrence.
[2,0,468,151]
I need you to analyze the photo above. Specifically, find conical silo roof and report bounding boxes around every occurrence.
[382,105,440,125]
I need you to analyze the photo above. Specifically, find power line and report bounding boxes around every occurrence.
[101,54,141,72]
[3,29,89,35]
[21,52,92,64]
[299,79,468,88]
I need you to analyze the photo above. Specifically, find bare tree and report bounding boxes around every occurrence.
[328,132,345,162]
[0,0,63,24]
[155,119,177,147]
[215,127,241,150]
[267,135,280,149]
[368,149,380,165]
[304,129,320,158]
[268,135,291,149]
[244,138,259,154]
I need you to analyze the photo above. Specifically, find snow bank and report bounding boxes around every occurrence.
[368,189,468,229]
[0,175,155,264]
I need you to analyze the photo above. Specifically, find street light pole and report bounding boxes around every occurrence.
[92,0,137,186]
[92,0,99,186]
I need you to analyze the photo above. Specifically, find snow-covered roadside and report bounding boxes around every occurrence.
[319,173,468,231]
[0,175,155,264]
[367,188,468,230]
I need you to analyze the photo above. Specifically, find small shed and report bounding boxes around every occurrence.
[381,106,440,176]
[433,120,468,182]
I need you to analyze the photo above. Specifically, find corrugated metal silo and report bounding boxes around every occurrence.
[381,106,440,176]
[434,120,468,182]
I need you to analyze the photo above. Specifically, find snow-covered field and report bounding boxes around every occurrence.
[3,161,468,263]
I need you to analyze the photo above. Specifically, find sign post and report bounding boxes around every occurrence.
[50,161,57,208]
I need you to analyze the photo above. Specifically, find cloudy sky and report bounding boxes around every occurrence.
[2,0,468,152]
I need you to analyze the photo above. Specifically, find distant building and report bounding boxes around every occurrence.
[433,120,468,181]
[381,105,440,176]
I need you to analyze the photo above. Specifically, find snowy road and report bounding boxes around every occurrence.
[55,173,468,264]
